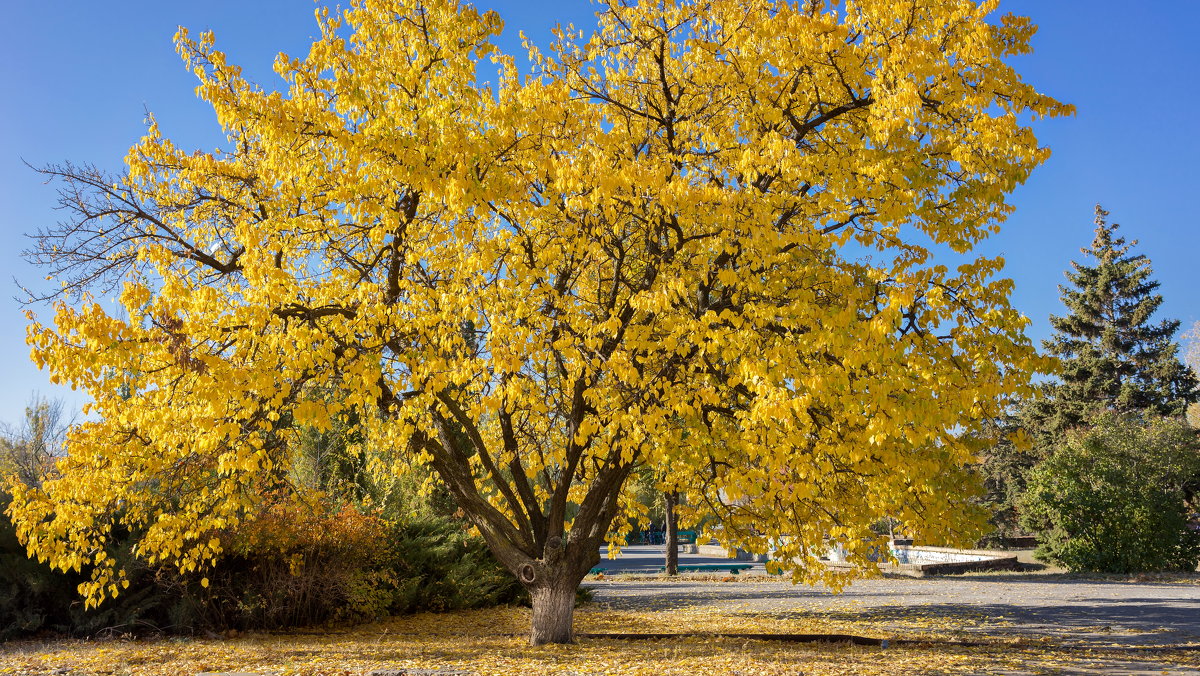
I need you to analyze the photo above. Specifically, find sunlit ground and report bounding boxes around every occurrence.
[3,601,1198,675]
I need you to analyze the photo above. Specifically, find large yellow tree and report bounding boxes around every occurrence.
[12,0,1068,644]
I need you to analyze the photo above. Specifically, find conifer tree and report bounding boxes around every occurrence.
[984,206,1199,545]
[1025,206,1198,444]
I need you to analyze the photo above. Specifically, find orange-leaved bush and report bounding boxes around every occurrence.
[188,497,523,629]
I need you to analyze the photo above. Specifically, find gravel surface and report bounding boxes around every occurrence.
[586,573,1200,648]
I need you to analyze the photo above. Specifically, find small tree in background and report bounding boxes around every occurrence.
[662,491,680,576]
[974,413,1035,545]
[1020,414,1200,573]
[1184,323,1200,428]
[0,395,70,488]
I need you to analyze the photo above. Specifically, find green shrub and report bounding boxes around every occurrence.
[384,515,526,613]
[1020,414,1200,573]
[190,504,524,629]
[0,505,86,639]
[0,399,524,638]
[0,499,524,637]
[0,496,185,639]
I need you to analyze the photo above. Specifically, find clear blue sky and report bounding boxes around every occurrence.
[2,2,1197,426]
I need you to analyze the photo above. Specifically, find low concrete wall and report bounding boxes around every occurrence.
[696,544,767,561]
[825,546,1020,577]
[699,543,1019,576]
[697,544,736,558]
[892,546,991,564]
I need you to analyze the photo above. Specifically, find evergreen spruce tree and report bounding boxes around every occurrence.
[975,412,1033,544]
[1015,206,1200,569]
[980,206,1199,548]
[1024,205,1198,444]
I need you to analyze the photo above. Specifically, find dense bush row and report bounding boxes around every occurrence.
[1020,415,1200,573]
[0,395,527,640]
[0,499,524,640]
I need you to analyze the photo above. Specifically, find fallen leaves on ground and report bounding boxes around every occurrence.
[2,604,1197,675]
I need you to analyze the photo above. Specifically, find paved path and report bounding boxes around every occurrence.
[586,569,1200,649]
[594,544,768,574]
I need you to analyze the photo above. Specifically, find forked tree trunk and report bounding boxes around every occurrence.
[664,491,679,576]
[527,577,579,645]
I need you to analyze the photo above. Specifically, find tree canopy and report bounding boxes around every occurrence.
[11,0,1069,643]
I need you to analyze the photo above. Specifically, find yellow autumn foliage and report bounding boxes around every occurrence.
[12,0,1068,640]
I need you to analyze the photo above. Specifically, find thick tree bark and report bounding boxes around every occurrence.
[664,491,679,576]
[517,537,588,645]
[527,577,579,645]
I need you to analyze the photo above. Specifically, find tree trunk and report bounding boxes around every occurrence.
[664,491,678,576]
[516,536,587,646]
[527,578,578,645]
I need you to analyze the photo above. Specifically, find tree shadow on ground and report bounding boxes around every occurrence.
[933,571,1200,585]
[750,600,1200,647]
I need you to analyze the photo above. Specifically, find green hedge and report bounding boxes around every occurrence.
[0,505,523,639]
